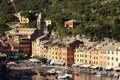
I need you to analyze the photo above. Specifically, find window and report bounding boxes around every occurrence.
[108,57,110,60]
[116,58,118,61]
[108,62,109,65]
[94,61,95,64]
[112,63,114,66]
[112,51,114,54]
[82,59,84,62]
[96,57,98,59]
[96,62,98,65]
[52,56,54,59]
[90,55,91,58]
[116,52,118,55]
[74,54,76,57]
[112,57,114,60]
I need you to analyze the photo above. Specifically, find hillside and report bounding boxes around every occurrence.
[0,0,120,41]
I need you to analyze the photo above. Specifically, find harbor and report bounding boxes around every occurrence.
[5,60,120,80]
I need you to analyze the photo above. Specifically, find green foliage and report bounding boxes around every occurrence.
[112,24,120,41]
[57,27,69,39]
[0,0,120,41]
[1,14,17,23]
[28,21,37,28]
[0,23,11,36]
[20,11,30,18]
[48,13,64,27]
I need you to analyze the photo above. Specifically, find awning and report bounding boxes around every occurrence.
[90,66,98,69]
[50,60,64,65]
[113,67,120,70]
[47,59,51,63]
[80,64,91,68]
[72,63,83,67]
[105,66,112,70]
[7,61,16,65]
[29,58,40,62]
[72,64,79,67]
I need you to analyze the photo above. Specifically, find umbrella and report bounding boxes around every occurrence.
[7,61,16,65]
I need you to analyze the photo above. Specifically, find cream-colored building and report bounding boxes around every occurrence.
[14,12,29,23]
[6,27,36,39]
[74,39,120,69]
[32,35,50,58]
[74,48,84,65]
[103,43,120,69]
[45,20,52,26]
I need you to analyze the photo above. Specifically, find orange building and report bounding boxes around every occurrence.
[64,20,78,29]
[48,44,74,66]
[48,40,83,66]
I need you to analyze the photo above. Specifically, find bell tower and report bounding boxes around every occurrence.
[37,12,44,35]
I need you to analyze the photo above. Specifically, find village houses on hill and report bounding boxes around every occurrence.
[0,12,120,71]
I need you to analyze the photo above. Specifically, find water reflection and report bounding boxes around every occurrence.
[32,72,116,80]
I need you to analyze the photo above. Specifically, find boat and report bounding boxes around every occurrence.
[20,76,31,80]
[57,74,72,79]
[39,72,46,77]
[95,72,101,77]
[72,71,79,75]
[46,69,56,75]
[90,71,96,75]
[56,70,64,74]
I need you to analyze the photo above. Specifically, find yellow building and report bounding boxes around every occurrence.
[48,43,75,65]
[99,50,106,69]
[74,48,84,65]
[48,45,65,65]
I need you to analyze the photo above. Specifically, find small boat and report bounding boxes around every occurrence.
[47,69,56,75]
[39,72,46,77]
[56,70,64,74]
[95,72,101,77]
[90,71,96,75]
[20,76,31,80]
[57,74,72,79]
[72,71,79,75]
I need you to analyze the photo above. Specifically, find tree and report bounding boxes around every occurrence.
[72,25,84,36]
[0,23,11,36]
[20,11,30,18]
[57,27,68,39]
[48,13,64,27]
[1,14,17,23]
[112,24,120,41]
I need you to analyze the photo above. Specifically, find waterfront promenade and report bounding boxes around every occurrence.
[6,60,120,80]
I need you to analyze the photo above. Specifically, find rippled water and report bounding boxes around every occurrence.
[32,72,116,80]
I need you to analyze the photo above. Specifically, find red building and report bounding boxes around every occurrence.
[64,20,78,29]
[19,38,31,55]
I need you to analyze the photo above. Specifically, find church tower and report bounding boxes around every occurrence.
[37,12,44,35]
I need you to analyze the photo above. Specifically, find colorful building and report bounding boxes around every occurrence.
[74,47,84,65]
[74,40,120,69]
[64,19,78,29]
[48,39,83,65]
